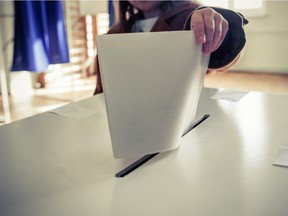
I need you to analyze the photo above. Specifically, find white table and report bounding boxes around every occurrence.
[0,88,288,216]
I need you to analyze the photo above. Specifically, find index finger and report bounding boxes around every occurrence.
[191,11,206,44]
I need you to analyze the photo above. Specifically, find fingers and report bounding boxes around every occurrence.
[191,8,229,54]
[191,10,206,44]
[209,12,229,52]
[202,10,215,54]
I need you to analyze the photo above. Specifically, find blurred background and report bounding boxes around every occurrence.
[0,0,288,125]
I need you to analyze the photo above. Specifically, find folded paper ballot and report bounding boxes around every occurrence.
[97,31,210,158]
[273,147,288,167]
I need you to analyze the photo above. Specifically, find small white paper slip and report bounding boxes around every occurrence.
[273,147,288,167]
[211,89,248,102]
[49,104,99,120]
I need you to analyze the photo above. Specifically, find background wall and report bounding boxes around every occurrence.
[231,1,288,74]
[79,0,108,15]
[1,0,288,81]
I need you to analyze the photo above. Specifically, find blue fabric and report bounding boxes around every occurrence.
[108,0,115,27]
[12,0,69,72]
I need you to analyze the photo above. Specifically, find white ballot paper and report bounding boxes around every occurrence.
[97,31,210,158]
[273,147,288,167]
[211,89,248,102]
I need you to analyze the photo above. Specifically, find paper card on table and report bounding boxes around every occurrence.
[49,104,99,120]
[273,147,288,167]
[211,89,248,102]
[97,31,210,158]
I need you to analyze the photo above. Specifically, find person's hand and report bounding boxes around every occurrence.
[191,7,229,55]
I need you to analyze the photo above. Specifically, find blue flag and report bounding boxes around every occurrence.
[108,0,115,27]
[12,0,70,72]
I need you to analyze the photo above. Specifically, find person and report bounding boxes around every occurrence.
[94,0,248,95]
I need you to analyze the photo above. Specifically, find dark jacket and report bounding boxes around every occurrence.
[94,2,248,94]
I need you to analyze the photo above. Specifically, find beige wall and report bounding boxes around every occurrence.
[231,1,288,73]
[79,0,108,15]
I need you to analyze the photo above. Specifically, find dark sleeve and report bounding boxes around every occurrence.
[184,7,249,69]
[209,7,248,69]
